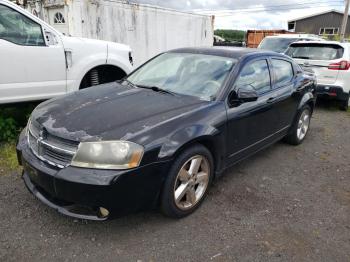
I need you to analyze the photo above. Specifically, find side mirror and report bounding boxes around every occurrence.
[228,86,258,107]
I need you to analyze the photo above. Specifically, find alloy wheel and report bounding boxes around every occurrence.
[173,155,210,210]
[297,109,311,141]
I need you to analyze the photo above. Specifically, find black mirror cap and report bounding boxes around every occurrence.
[228,87,258,107]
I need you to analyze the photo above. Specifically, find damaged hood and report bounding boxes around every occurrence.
[31,82,209,142]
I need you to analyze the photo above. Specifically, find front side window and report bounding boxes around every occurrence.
[235,60,271,94]
[0,4,45,46]
[126,53,236,101]
[271,59,294,86]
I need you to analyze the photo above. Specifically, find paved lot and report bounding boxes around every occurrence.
[0,106,349,262]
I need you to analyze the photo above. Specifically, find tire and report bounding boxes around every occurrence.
[284,105,312,145]
[160,144,214,218]
[339,95,349,111]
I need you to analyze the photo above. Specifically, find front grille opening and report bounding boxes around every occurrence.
[28,120,78,168]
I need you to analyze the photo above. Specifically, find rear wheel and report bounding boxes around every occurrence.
[284,105,312,145]
[339,94,349,111]
[160,145,214,218]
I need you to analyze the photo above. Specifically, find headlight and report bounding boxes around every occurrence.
[71,141,144,170]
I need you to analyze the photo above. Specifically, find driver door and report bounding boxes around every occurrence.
[0,3,66,104]
[225,58,281,165]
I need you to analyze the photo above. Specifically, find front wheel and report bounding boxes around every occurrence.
[284,105,312,145]
[160,145,214,218]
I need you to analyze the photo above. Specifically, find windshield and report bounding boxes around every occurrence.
[126,53,236,101]
[259,38,300,53]
[285,44,344,60]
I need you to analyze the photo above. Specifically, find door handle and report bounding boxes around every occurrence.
[266,97,276,103]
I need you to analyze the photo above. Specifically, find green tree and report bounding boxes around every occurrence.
[214,29,246,42]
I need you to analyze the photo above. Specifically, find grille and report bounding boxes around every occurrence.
[27,120,79,168]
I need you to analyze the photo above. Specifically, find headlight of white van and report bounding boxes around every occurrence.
[71,141,144,169]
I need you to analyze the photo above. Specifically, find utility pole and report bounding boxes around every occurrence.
[340,0,350,41]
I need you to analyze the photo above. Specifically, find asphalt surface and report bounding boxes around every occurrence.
[0,106,349,262]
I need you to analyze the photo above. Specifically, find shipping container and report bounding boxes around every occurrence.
[24,0,214,66]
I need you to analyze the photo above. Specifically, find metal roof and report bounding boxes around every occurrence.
[288,9,347,23]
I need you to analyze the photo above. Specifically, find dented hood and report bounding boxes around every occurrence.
[31,82,208,142]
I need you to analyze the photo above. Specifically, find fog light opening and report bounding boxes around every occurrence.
[99,207,109,218]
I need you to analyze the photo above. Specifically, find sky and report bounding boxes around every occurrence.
[130,0,345,30]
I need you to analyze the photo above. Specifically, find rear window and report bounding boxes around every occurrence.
[285,44,344,60]
[259,38,299,53]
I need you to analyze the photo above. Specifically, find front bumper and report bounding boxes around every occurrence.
[17,131,172,220]
[316,85,349,101]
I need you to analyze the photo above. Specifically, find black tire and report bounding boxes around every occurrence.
[284,105,312,145]
[339,95,349,111]
[160,144,214,218]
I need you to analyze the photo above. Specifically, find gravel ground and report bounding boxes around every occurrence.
[0,106,349,262]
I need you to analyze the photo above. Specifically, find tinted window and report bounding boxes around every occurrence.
[271,59,294,86]
[235,60,271,94]
[127,53,236,101]
[0,4,45,46]
[285,44,344,60]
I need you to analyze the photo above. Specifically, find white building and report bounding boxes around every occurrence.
[22,0,214,66]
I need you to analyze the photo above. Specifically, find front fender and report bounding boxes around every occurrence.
[66,55,108,93]
[107,53,133,75]
[158,124,220,159]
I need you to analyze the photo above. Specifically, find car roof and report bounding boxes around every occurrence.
[168,47,283,59]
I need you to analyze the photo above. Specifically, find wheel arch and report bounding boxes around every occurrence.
[79,64,128,89]
[298,91,316,113]
[159,131,225,178]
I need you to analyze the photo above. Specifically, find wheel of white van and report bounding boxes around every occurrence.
[284,105,312,145]
[160,144,214,218]
[340,94,350,111]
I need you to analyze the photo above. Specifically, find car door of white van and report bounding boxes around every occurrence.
[0,3,66,104]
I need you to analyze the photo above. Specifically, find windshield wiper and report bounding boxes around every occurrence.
[137,85,177,96]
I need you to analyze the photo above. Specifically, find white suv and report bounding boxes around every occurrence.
[0,0,133,104]
[285,41,350,111]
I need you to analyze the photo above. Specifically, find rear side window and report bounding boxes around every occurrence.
[235,59,271,94]
[271,59,294,86]
[0,4,45,46]
[285,44,344,60]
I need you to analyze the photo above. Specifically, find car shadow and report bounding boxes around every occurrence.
[315,98,341,111]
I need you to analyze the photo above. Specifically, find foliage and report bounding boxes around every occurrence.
[0,102,39,142]
[214,29,246,42]
[0,116,17,141]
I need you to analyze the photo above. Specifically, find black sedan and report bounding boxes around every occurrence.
[17,47,317,220]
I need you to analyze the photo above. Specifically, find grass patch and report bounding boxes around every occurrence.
[0,142,21,176]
